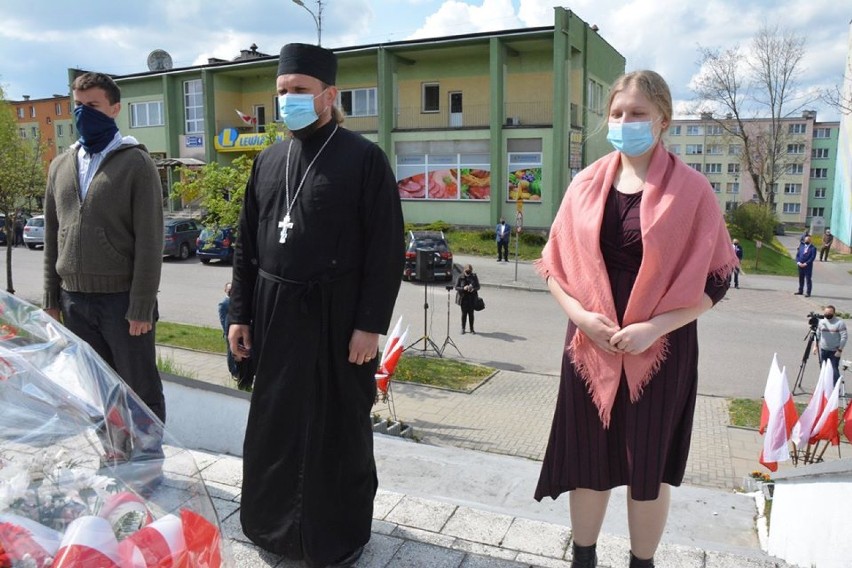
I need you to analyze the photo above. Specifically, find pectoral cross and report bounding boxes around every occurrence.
[278,215,294,244]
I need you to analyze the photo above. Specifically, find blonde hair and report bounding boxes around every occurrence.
[606,70,672,126]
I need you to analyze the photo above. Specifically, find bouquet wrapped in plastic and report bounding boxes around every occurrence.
[0,290,229,567]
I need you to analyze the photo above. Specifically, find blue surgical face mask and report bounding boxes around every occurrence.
[278,91,325,131]
[607,121,657,157]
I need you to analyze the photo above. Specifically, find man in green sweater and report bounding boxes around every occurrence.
[43,72,165,439]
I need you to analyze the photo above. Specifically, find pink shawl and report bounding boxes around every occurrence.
[537,143,738,427]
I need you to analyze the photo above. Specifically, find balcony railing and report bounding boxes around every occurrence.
[504,101,554,127]
[395,103,490,130]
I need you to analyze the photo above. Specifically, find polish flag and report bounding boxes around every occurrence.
[180,509,222,568]
[235,109,256,126]
[52,516,122,568]
[811,377,842,446]
[758,355,798,471]
[843,402,852,444]
[791,360,833,447]
[376,317,408,397]
[119,514,186,567]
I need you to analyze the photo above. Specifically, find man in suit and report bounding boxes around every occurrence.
[730,239,743,289]
[496,217,510,262]
[795,235,816,297]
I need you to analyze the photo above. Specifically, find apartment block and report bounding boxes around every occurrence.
[9,94,74,174]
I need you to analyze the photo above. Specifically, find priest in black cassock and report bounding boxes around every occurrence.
[228,43,404,568]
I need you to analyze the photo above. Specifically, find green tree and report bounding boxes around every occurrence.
[0,86,47,293]
[727,202,778,242]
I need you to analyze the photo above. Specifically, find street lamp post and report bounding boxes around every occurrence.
[292,0,323,46]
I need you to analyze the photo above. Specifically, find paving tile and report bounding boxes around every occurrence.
[357,533,406,568]
[385,495,457,532]
[200,453,244,486]
[452,539,519,561]
[204,479,241,502]
[226,539,290,567]
[460,553,531,568]
[373,489,405,519]
[391,525,457,548]
[214,498,245,542]
[387,540,466,568]
[704,551,795,567]
[441,506,514,546]
[371,519,397,535]
[514,552,572,567]
[501,517,570,558]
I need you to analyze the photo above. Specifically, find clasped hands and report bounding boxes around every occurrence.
[577,311,659,355]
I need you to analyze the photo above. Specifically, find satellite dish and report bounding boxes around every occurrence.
[147,49,174,71]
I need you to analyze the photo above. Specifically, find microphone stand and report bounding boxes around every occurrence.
[440,285,462,357]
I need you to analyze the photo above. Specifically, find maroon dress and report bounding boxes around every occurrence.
[535,187,728,502]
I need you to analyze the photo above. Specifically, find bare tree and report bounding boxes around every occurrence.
[691,24,812,206]
[821,52,852,115]
[0,87,47,293]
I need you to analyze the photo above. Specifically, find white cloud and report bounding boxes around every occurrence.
[407,0,520,40]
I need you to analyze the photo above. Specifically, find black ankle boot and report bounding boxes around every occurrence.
[571,543,597,568]
[629,552,654,568]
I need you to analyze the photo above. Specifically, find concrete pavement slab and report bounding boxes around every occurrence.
[440,506,515,545]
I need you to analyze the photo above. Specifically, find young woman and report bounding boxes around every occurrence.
[534,71,737,568]
[455,264,480,334]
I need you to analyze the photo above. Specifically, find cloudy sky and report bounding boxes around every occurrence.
[1,0,849,120]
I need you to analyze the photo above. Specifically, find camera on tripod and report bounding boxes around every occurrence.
[807,311,824,329]
[445,284,454,291]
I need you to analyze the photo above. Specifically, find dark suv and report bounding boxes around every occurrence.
[403,230,454,282]
[196,226,236,264]
[163,218,202,260]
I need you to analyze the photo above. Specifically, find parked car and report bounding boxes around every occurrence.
[163,218,202,260]
[0,215,6,246]
[23,215,45,249]
[196,226,236,264]
[403,230,454,282]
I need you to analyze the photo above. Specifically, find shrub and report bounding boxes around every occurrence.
[519,231,547,246]
[727,203,777,242]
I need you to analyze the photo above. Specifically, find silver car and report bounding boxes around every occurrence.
[23,215,45,249]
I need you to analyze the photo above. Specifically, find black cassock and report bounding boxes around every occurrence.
[229,120,404,566]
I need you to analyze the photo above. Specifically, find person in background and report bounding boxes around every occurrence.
[813,305,847,386]
[218,282,238,378]
[13,216,25,247]
[228,43,403,567]
[795,235,816,297]
[730,239,743,289]
[496,217,511,262]
[819,228,833,261]
[534,70,736,568]
[455,263,480,334]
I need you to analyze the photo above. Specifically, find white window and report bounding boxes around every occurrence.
[16,107,24,118]
[668,144,680,154]
[782,203,801,214]
[686,125,703,136]
[587,79,604,115]
[130,101,164,128]
[814,187,826,199]
[30,126,37,138]
[29,106,35,118]
[707,144,723,155]
[787,144,805,154]
[422,83,439,113]
[813,127,831,139]
[338,87,377,117]
[728,144,742,155]
[726,182,740,194]
[704,163,722,174]
[707,125,722,135]
[812,148,829,159]
[810,168,828,179]
[710,182,721,192]
[184,79,204,134]
[254,104,266,132]
[725,201,738,212]
[18,128,26,138]
[670,125,681,135]
[687,163,702,172]
[787,164,804,175]
[685,144,703,155]
[57,124,63,137]
[727,163,740,174]
[788,123,806,134]
[55,102,62,115]
[809,207,825,217]
[783,183,801,195]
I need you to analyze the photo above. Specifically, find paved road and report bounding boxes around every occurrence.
[6,239,849,400]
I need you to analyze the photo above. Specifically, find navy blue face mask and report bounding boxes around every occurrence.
[74,104,119,154]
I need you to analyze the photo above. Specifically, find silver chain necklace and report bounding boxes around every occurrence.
[278,123,339,244]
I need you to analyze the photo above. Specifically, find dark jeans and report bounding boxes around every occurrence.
[729,267,740,288]
[819,246,831,261]
[497,239,509,261]
[461,307,475,332]
[819,349,841,385]
[797,266,813,295]
[60,290,165,422]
